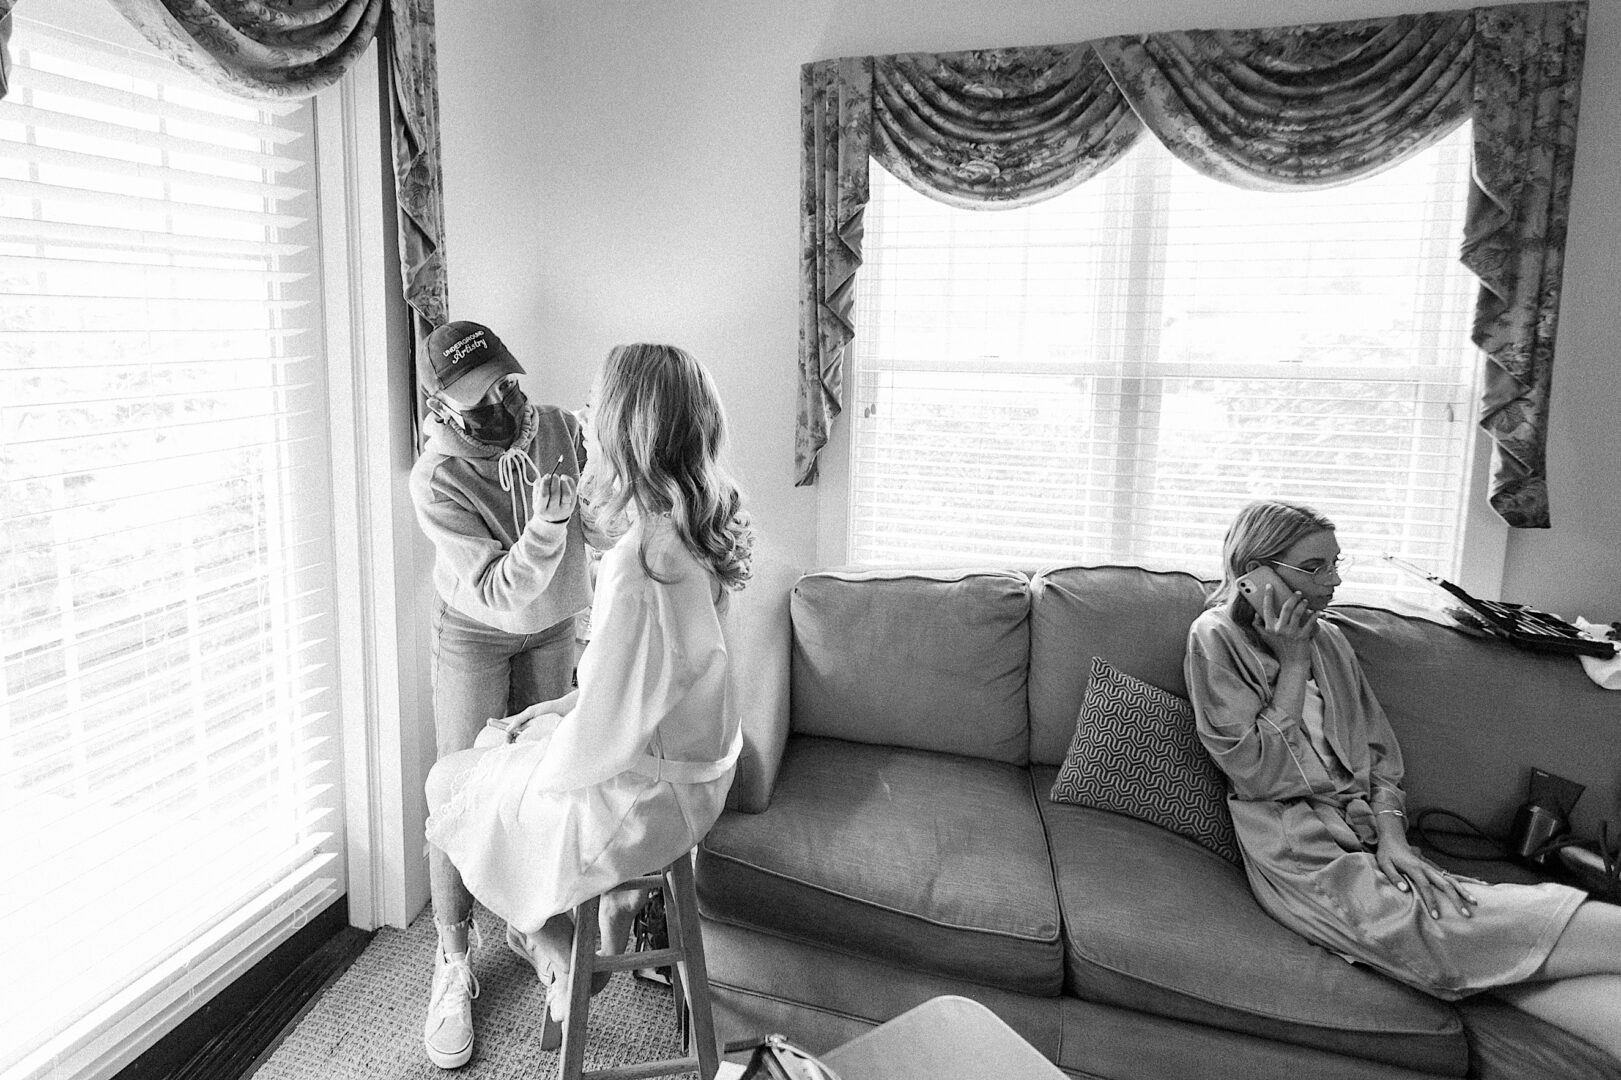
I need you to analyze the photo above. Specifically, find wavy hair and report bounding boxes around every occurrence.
[580,343,753,591]
[1210,499,1336,618]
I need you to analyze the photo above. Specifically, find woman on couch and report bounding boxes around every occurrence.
[1184,499,1621,1060]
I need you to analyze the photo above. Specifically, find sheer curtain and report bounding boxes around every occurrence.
[0,5,339,1074]
[849,126,1482,606]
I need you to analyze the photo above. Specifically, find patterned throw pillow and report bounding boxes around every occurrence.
[1050,656,1241,865]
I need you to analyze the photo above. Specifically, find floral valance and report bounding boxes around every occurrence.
[872,47,1142,209]
[799,2,1587,528]
[103,0,383,101]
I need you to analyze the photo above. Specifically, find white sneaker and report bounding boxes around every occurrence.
[424,947,479,1069]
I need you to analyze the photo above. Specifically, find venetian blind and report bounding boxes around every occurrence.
[849,123,1481,605]
[0,5,343,1076]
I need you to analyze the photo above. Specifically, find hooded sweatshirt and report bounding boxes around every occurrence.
[409,402,594,634]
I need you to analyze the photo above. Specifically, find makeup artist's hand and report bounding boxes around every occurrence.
[536,467,577,523]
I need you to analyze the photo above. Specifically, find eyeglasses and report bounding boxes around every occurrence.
[1269,554,1354,583]
[730,1034,844,1080]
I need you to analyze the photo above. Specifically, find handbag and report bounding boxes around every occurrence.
[730,1033,843,1080]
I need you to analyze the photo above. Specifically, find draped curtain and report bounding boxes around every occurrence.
[0,4,12,99]
[0,0,450,396]
[385,0,449,362]
[798,2,1587,529]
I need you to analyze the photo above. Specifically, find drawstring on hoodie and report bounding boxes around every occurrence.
[497,447,539,535]
[424,402,545,535]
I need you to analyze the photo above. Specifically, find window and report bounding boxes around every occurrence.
[0,4,346,1075]
[848,123,1484,605]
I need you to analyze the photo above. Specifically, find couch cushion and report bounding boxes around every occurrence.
[697,736,1063,996]
[1034,766,1467,1076]
[1050,657,1240,864]
[1028,565,1211,765]
[790,569,1030,764]
[1332,606,1621,839]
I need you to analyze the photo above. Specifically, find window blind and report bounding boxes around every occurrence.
[850,124,1480,606]
[0,5,343,1076]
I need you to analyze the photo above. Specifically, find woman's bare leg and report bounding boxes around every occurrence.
[1535,902,1621,980]
[511,915,578,1023]
[1488,902,1621,1061]
[599,886,653,957]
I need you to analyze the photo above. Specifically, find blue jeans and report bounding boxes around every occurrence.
[428,600,578,928]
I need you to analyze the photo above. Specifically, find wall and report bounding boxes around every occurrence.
[434,0,1621,616]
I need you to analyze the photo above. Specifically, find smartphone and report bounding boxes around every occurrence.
[1235,564,1290,603]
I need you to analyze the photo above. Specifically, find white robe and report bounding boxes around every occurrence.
[424,515,740,933]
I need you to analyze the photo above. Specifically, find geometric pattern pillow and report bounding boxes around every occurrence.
[1050,656,1242,865]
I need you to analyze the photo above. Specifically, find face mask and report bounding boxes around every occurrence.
[456,382,525,446]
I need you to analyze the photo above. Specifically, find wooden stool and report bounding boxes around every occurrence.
[553,852,720,1080]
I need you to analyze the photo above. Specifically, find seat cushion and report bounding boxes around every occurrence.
[697,736,1063,996]
[1458,995,1621,1080]
[1034,766,1468,1076]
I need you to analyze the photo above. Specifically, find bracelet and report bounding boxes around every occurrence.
[1375,809,1406,818]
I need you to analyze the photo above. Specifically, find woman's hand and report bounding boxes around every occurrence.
[488,695,569,739]
[536,469,577,524]
[1250,583,1320,666]
[1375,830,1476,919]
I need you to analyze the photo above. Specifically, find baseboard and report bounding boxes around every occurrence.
[114,898,372,1080]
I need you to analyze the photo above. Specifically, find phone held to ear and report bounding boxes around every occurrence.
[1235,565,1291,602]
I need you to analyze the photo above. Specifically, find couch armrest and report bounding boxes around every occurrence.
[725,541,798,813]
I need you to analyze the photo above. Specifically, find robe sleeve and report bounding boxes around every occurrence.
[520,531,719,793]
[1185,613,1339,802]
[1350,646,1407,814]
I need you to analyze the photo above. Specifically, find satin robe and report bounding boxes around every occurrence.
[1185,606,1584,999]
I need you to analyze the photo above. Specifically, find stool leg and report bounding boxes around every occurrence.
[672,960,690,1053]
[556,896,600,1080]
[663,855,719,1080]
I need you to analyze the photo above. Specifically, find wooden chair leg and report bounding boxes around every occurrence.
[663,855,719,1080]
[557,895,601,1080]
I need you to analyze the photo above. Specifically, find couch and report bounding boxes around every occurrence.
[695,564,1621,1079]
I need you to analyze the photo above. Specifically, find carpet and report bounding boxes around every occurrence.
[248,905,696,1080]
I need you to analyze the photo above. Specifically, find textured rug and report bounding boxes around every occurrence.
[248,905,696,1080]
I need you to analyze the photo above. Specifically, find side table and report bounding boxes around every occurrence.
[716,995,1066,1080]
[823,995,1065,1079]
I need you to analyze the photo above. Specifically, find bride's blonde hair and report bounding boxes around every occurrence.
[581,343,753,590]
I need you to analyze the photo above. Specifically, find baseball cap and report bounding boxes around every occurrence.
[421,321,525,407]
